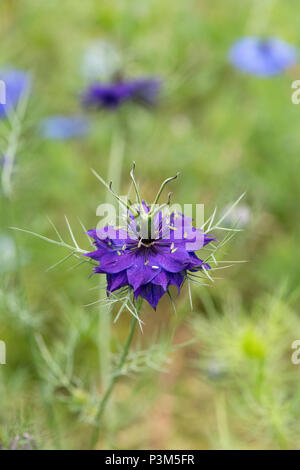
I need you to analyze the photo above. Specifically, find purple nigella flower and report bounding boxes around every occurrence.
[229,37,297,76]
[81,78,161,110]
[39,115,90,140]
[85,202,215,310]
[0,68,30,119]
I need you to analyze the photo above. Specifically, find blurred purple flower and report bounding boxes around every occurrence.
[85,203,215,309]
[81,78,162,110]
[0,68,30,118]
[229,37,297,76]
[39,115,90,140]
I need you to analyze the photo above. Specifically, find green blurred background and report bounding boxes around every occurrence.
[0,0,300,450]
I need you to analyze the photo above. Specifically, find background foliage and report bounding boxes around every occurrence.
[0,0,300,449]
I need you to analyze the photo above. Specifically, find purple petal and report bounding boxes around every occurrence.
[99,251,136,273]
[134,283,165,309]
[188,252,211,271]
[107,271,128,293]
[168,272,185,293]
[126,251,161,291]
[155,245,191,273]
[151,270,169,291]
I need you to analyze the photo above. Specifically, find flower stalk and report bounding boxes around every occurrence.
[90,298,141,449]
[97,129,125,446]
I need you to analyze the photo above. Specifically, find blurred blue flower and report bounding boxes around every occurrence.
[229,37,297,76]
[39,115,90,140]
[82,78,162,110]
[0,68,31,118]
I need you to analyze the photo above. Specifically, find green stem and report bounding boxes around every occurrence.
[215,390,231,450]
[97,129,125,446]
[90,304,140,449]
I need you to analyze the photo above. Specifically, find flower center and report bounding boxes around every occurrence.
[139,237,155,247]
[258,40,271,55]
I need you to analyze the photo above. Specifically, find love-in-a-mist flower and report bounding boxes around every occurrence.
[0,68,30,118]
[229,37,297,76]
[39,115,90,140]
[85,166,215,309]
[81,78,162,110]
